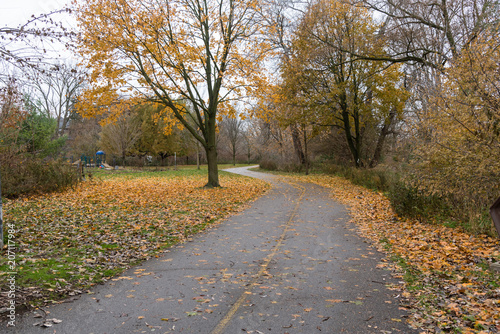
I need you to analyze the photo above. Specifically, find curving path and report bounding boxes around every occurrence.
[7,167,417,333]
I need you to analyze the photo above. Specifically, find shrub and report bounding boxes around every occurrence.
[387,181,452,222]
[279,162,303,173]
[259,159,277,171]
[320,162,396,192]
[1,152,79,198]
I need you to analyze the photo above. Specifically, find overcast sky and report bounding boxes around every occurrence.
[0,0,70,27]
[0,0,77,69]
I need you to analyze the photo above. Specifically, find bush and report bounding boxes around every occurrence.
[387,181,452,222]
[259,159,277,171]
[279,162,303,173]
[320,162,396,192]
[1,152,79,198]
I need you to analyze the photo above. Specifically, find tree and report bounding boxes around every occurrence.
[67,115,101,158]
[28,63,85,138]
[74,0,268,187]
[406,24,500,232]
[18,107,67,158]
[135,103,191,165]
[0,78,27,144]
[280,0,408,167]
[359,0,499,146]
[241,129,253,164]
[98,111,142,164]
[219,114,243,165]
[259,0,311,168]
[0,10,74,80]
[361,0,499,69]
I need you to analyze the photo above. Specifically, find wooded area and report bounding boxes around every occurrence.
[0,0,499,235]
[1,1,499,332]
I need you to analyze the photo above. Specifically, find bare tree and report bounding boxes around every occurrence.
[28,63,85,138]
[219,115,244,166]
[361,0,499,68]
[67,115,101,158]
[99,112,142,164]
[0,10,75,79]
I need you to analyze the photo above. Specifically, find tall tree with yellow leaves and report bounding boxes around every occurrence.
[73,0,268,187]
[407,24,500,233]
[279,0,408,167]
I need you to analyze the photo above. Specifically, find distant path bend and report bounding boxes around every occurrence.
[11,166,417,334]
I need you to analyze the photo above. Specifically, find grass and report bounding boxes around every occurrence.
[0,166,269,310]
[380,237,424,291]
[92,163,256,171]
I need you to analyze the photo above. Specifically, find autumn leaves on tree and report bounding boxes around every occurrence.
[73,0,500,215]
[275,0,408,168]
[74,0,268,187]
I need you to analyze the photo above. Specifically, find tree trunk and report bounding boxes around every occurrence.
[204,114,220,187]
[369,109,396,168]
[290,124,306,165]
[232,145,236,166]
[205,145,220,187]
[303,126,309,175]
[341,110,360,167]
[196,144,200,170]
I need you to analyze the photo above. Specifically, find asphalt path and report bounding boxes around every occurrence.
[6,167,418,333]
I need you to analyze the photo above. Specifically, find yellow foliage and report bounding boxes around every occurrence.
[407,24,500,227]
[73,0,272,186]
[73,0,269,122]
[266,0,408,166]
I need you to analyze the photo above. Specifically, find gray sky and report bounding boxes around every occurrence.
[0,0,77,69]
[0,0,70,27]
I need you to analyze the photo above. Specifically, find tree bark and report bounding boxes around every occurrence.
[369,109,396,168]
[340,105,360,167]
[196,143,200,170]
[303,126,309,175]
[290,124,306,165]
[205,145,219,187]
[204,115,220,187]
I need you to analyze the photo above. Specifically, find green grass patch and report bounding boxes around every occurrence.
[379,237,424,291]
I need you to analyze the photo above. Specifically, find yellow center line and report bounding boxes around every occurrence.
[210,181,306,334]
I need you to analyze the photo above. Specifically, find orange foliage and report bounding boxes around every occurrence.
[73,0,269,124]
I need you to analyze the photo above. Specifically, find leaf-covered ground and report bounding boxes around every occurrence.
[0,169,269,312]
[284,174,500,334]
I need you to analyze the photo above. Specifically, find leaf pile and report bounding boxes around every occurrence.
[285,174,500,333]
[0,170,269,311]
